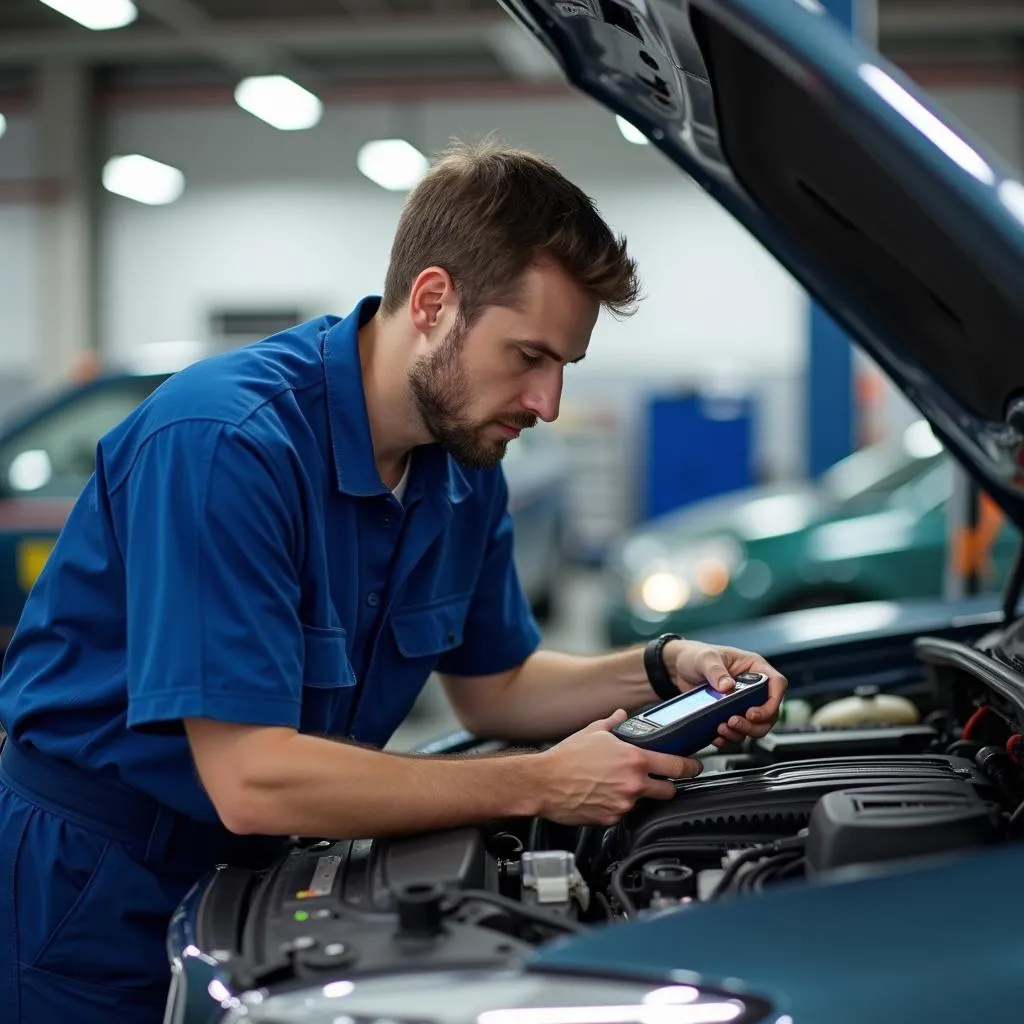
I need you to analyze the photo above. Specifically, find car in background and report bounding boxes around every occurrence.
[0,371,162,653]
[162,2,1024,1022]
[0,355,566,652]
[603,419,1019,644]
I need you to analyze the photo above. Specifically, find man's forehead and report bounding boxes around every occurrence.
[495,282,596,355]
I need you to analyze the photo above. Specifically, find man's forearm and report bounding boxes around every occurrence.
[453,647,661,741]
[223,729,545,838]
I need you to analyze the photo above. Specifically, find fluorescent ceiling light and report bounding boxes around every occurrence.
[616,115,649,145]
[102,154,185,206]
[39,0,137,31]
[357,138,429,192]
[234,75,323,131]
[0,113,6,140]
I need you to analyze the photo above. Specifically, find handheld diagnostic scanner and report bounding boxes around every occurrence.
[612,672,771,756]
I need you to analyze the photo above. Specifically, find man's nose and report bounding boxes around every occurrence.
[521,374,562,423]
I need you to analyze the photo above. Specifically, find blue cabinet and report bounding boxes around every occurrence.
[643,392,754,521]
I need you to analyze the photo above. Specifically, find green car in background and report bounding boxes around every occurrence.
[603,419,1019,646]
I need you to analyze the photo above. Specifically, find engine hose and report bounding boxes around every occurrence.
[962,705,992,741]
[1007,734,1024,765]
[735,852,804,895]
[610,843,724,917]
[591,891,614,922]
[946,739,984,760]
[528,817,545,853]
[456,889,584,935]
[975,746,1024,806]
[574,826,601,871]
[709,834,807,901]
[777,856,805,882]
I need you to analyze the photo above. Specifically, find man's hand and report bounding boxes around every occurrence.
[530,710,702,826]
[666,640,788,748]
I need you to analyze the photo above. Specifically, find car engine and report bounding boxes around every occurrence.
[190,626,1024,990]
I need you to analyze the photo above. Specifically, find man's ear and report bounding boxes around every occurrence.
[408,267,456,337]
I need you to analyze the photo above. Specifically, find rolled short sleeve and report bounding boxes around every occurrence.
[436,471,542,678]
[115,420,305,732]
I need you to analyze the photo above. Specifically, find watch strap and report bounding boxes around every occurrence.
[644,633,682,701]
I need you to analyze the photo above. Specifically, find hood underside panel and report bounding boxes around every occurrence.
[500,0,1024,527]
[696,15,1019,425]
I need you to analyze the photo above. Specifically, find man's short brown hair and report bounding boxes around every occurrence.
[380,137,640,326]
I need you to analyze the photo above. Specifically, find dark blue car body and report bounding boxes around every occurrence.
[163,2,1024,1022]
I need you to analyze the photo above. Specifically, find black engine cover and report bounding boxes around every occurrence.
[805,780,1000,874]
[196,827,522,985]
[622,755,992,848]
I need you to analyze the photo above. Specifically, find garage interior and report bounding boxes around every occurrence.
[1,1,1023,751]
[1,2,1024,1021]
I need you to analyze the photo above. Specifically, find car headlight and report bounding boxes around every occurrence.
[628,539,744,618]
[224,967,771,1024]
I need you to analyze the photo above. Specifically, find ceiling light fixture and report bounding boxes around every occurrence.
[39,0,138,31]
[102,154,185,206]
[616,115,649,145]
[234,75,323,131]
[357,138,429,192]
[0,113,6,140]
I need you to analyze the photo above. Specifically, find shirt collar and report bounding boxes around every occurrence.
[322,295,472,506]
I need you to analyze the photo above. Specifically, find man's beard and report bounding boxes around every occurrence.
[408,321,536,469]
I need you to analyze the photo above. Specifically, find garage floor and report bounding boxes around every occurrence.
[388,567,607,751]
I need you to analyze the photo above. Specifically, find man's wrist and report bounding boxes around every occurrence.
[661,638,687,688]
[513,751,552,817]
[643,633,684,700]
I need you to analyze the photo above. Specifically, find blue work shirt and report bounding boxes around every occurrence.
[0,296,541,824]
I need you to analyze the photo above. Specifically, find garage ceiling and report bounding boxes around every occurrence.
[0,0,1020,102]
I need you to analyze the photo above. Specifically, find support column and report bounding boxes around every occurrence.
[35,61,99,390]
[805,0,877,477]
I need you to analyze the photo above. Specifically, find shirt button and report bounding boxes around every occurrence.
[367,592,380,607]
[382,516,392,527]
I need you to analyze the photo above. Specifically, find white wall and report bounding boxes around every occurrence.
[99,97,804,379]
[0,113,40,382]
[2,79,1022,473]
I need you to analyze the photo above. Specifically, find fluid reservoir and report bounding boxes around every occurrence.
[810,684,920,728]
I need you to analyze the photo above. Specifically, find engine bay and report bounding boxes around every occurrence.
[191,626,1024,992]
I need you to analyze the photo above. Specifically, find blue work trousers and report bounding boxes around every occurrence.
[0,739,283,1024]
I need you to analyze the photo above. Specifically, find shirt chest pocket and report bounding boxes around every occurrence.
[349,597,468,747]
[390,596,469,663]
[300,623,356,735]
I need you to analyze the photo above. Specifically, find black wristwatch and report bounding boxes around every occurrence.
[643,632,683,701]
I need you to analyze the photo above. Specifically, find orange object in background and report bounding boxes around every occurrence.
[953,492,1005,583]
[68,350,101,383]
[855,364,887,448]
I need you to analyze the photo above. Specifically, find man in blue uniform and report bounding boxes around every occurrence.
[0,139,786,1022]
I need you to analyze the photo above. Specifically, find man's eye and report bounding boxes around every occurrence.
[519,350,541,367]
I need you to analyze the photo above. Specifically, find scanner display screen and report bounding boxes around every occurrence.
[645,687,722,727]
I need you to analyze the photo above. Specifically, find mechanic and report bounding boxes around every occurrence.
[0,139,786,1023]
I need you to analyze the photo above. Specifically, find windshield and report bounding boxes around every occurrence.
[0,376,164,499]
[819,421,944,508]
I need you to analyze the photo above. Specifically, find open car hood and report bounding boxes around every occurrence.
[499,0,1024,529]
